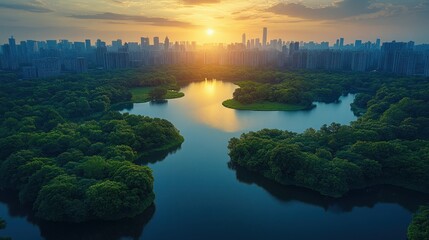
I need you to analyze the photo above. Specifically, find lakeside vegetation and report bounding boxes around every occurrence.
[408,206,429,240]
[228,73,429,197]
[131,87,184,103]
[0,69,184,222]
[222,99,313,111]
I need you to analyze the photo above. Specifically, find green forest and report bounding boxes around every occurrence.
[228,73,429,197]
[226,71,429,238]
[0,69,184,222]
[408,206,429,240]
[2,65,429,237]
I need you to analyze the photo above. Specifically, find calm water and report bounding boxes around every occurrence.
[1,80,428,240]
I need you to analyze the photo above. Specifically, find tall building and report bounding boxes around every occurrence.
[8,36,18,69]
[355,40,362,49]
[339,38,344,48]
[242,33,246,47]
[154,37,160,49]
[85,39,91,51]
[164,37,170,51]
[255,38,261,48]
[289,42,299,56]
[379,41,414,74]
[46,40,57,50]
[74,42,85,53]
[262,27,267,47]
[112,39,123,51]
[96,46,107,67]
[375,38,381,49]
[76,57,88,73]
[34,57,61,78]
[96,39,102,48]
[141,37,149,49]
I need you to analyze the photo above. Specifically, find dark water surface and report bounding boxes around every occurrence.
[1,80,428,240]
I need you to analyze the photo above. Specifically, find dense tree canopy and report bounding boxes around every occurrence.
[408,206,429,240]
[0,70,184,222]
[228,73,429,197]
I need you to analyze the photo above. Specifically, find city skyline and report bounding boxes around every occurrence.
[0,30,424,48]
[0,0,428,44]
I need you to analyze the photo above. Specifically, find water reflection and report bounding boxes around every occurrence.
[38,205,155,240]
[136,145,182,165]
[232,165,429,213]
[183,79,242,132]
[0,191,155,240]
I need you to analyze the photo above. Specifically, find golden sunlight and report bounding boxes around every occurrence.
[206,28,214,36]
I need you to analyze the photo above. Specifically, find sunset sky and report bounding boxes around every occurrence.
[0,0,428,44]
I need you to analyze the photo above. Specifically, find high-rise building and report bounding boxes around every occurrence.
[355,40,362,49]
[255,38,261,48]
[34,57,61,78]
[74,42,85,53]
[76,57,88,73]
[8,36,17,55]
[46,40,57,50]
[289,42,299,56]
[242,33,246,47]
[141,37,149,49]
[262,27,267,47]
[96,46,107,67]
[96,39,102,48]
[164,37,170,51]
[112,39,123,51]
[85,39,91,51]
[154,37,160,49]
[339,38,344,48]
[375,39,381,49]
[8,36,18,68]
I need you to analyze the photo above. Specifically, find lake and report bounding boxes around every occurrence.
[1,80,428,240]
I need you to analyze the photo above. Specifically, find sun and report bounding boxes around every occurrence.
[206,28,214,36]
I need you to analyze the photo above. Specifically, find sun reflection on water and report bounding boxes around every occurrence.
[183,79,241,132]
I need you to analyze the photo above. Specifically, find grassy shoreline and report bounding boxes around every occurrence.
[131,87,185,103]
[222,99,315,111]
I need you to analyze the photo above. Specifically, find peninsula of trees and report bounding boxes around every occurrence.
[0,69,184,222]
[228,72,429,197]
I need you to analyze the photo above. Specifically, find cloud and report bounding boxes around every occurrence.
[69,12,195,28]
[182,0,221,5]
[0,1,53,13]
[267,0,383,20]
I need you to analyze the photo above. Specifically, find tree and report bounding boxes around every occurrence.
[85,180,131,220]
[149,87,167,100]
[34,175,87,222]
[408,206,429,240]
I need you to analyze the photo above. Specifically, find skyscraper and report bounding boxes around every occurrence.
[340,38,344,48]
[46,40,57,50]
[375,38,381,49]
[355,40,362,49]
[8,36,18,69]
[262,27,267,47]
[154,37,160,49]
[164,37,170,51]
[242,33,246,47]
[85,39,91,51]
[141,37,149,49]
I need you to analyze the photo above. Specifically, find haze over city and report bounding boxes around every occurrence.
[1,0,428,43]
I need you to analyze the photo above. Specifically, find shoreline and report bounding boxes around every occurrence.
[222,99,315,111]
